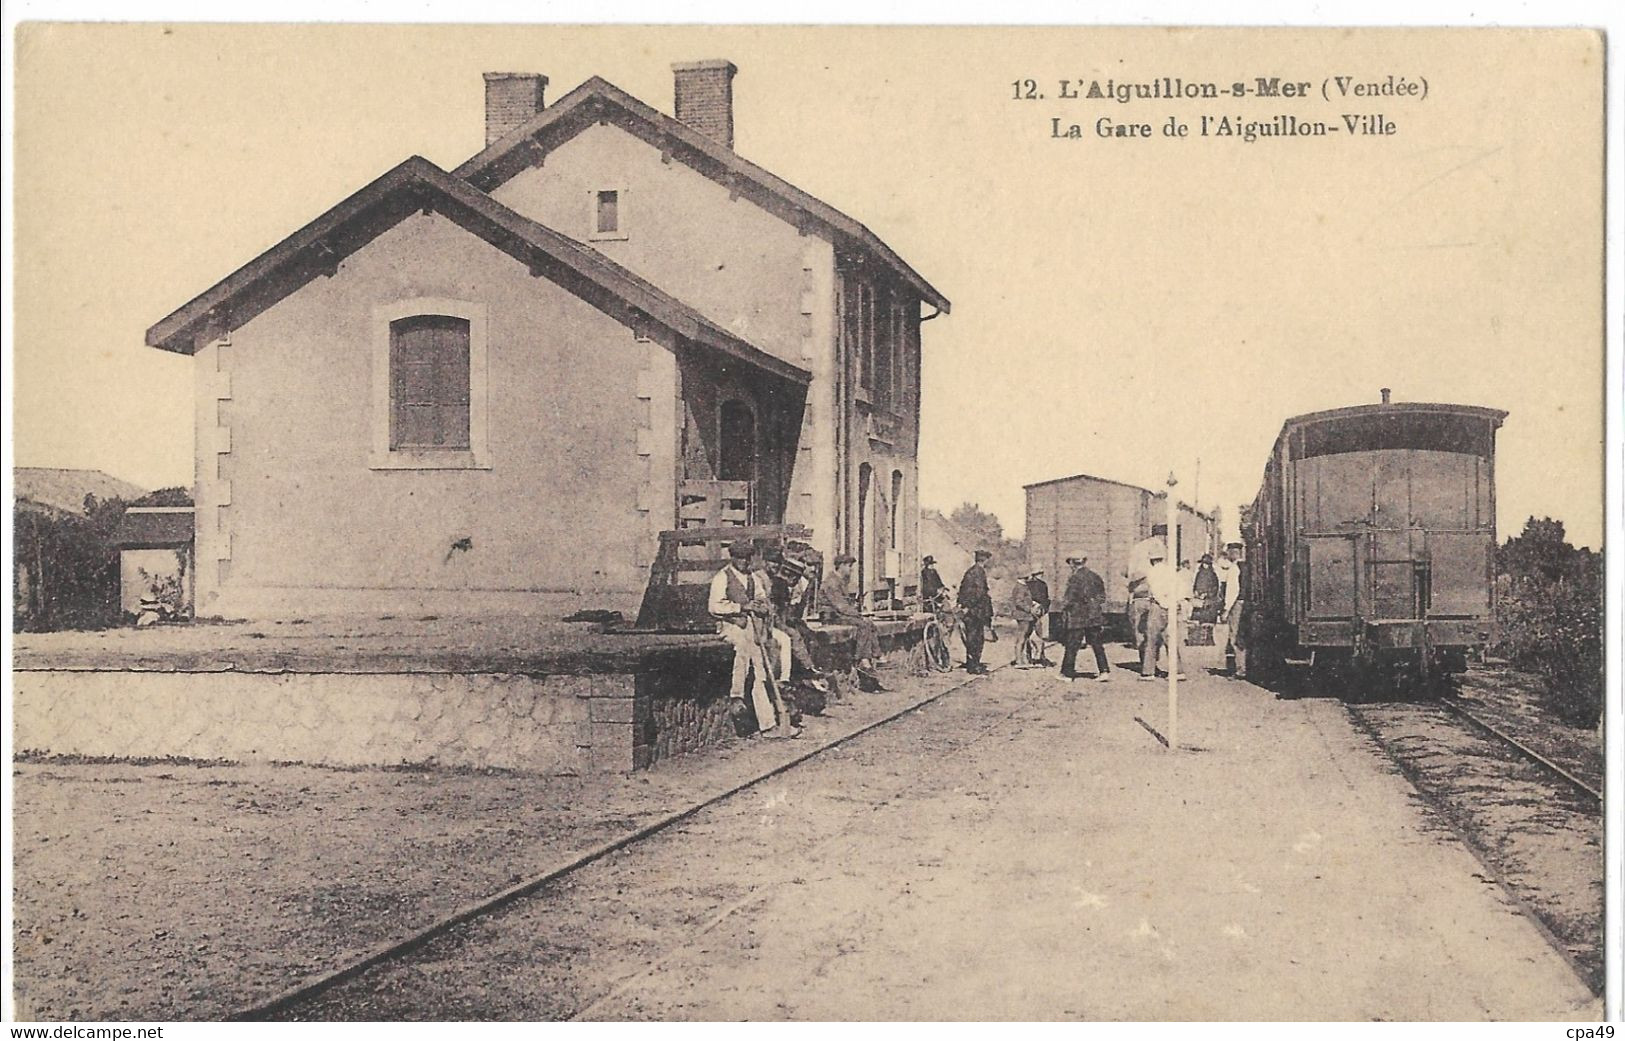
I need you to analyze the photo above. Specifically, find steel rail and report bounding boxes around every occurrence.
[233,665,998,1021]
[1343,702,1600,997]
[1436,693,1602,804]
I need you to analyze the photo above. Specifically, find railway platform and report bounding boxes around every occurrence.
[11,645,1601,1020]
[288,659,1599,1021]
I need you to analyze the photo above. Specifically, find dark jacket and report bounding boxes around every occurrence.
[1060,566,1106,630]
[1028,577,1051,613]
[958,563,993,622]
[1192,563,1222,622]
[824,568,863,622]
[920,565,946,601]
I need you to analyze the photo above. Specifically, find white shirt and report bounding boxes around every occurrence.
[1213,558,1242,610]
[708,565,764,619]
[1145,562,1185,609]
[1127,535,1166,588]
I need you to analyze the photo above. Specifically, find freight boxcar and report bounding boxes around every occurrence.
[1242,393,1506,687]
[1025,473,1218,635]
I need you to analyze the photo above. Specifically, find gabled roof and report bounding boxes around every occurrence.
[145,157,809,388]
[14,468,146,514]
[456,76,951,315]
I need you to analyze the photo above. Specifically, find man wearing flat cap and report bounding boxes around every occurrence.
[1059,554,1111,681]
[958,549,994,674]
[825,553,887,691]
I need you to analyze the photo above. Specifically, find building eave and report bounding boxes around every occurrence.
[144,156,809,389]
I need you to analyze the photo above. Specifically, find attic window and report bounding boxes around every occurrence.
[589,187,628,241]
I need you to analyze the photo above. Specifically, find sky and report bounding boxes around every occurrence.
[9,24,1607,548]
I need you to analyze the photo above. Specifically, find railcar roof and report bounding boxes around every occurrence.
[1267,400,1507,463]
[1277,401,1507,436]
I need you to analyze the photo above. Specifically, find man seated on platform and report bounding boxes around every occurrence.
[761,545,832,703]
[824,554,888,692]
[709,541,794,735]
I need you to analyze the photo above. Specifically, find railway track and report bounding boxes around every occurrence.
[1435,692,1602,805]
[234,666,997,1021]
[1346,682,1604,996]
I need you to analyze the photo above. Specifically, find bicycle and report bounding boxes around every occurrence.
[915,592,959,673]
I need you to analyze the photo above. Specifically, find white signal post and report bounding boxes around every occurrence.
[1166,472,1179,753]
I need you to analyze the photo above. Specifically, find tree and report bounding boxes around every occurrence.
[1497,516,1584,583]
[949,502,1005,548]
[14,494,128,631]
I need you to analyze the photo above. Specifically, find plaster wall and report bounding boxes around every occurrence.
[193,213,669,618]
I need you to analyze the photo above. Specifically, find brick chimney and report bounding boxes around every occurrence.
[671,60,737,149]
[483,73,548,147]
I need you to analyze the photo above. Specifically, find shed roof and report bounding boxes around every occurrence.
[144,157,810,388]
[456,76,950,314]
[1022,470,1215,523]
[113,508,194,548]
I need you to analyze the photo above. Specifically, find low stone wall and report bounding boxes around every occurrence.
[12,670,634,775]
[639,658,736,767]
[11,615,930,775]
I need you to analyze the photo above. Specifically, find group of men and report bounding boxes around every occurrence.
[1126,526,1247,680]
[708,540,889,738]
[919,549,1114,680]
[710,530,1249,737]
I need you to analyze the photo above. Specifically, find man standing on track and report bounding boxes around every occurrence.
[1009,573,1038,667]
[1060,554,1112,682]
[958,549,994,675]
[1027,570,1054,666]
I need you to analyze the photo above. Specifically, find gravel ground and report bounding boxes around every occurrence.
[15,653,1600,1022]
[1348,672,1603,995]
[283,660,1598,1021]
[10,661,965,1021]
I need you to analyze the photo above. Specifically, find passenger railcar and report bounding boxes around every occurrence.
[1242,393,1506,687]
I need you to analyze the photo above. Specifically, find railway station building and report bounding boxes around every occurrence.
[146,62,950,621]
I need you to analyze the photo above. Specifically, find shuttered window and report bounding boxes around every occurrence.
[390,315,471,450]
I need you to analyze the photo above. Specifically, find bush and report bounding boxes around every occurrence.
[12,495,127,632]
[1491,518,1603,727]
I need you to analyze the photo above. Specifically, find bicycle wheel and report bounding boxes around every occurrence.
[922,620,953,672]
